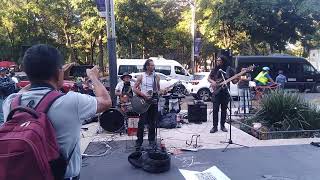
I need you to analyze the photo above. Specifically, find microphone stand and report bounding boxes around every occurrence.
[219,70,249,152]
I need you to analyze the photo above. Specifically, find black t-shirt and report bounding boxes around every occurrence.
[209,66,235,94]
[122,82,133,97]
[237,73,251,89]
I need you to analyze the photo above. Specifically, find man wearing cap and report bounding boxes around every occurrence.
[115,72,134,104]
[254,67,274,86]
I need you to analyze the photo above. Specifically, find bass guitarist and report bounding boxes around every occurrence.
[133,59,160,150]
[208,56,238,133]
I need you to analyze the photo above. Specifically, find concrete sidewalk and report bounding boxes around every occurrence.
[80,109,320,154]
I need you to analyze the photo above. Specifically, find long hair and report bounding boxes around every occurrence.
[212,55,230,74]
[143,59,153,71]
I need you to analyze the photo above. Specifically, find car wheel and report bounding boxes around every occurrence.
[197,89,211,101]
[313,83,320,93]
[172,84,186,95]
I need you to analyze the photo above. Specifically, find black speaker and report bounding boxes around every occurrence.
[188,104,207,123]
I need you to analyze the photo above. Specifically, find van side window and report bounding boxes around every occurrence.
[288,64,301,73]
[155,66,171,75]
[119,65,138,75]
[137,65,143,72]
[174,66,186,75]
[303,64,316,73]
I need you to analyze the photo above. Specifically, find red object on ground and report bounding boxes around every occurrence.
[127,116,139,136]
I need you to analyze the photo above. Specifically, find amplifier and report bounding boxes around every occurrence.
[188,103,207,123]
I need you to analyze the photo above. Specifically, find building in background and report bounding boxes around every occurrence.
[309,49,320,70]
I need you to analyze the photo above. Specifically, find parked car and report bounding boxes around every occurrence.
[130,72,190,95]
[15,72,76,93]
[188,72,239,101]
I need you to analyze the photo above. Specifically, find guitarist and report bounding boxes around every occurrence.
[133,59,160,150]
[208,56,238,133]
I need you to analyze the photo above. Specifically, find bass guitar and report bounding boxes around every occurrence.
[210,65,255,96]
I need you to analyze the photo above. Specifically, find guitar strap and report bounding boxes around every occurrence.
[152,73,159,105]
[153,73,157,92]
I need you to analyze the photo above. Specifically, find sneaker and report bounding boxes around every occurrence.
[221,127,228,132]
[210,128,218,133]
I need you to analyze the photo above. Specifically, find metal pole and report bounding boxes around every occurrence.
[191,0,196,74]
[105,0,117,106]
[130,43,133,58]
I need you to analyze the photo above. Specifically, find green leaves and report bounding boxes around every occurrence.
[252,90,320,131]
[0,0,319,65]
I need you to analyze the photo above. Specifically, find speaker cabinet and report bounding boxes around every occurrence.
[188,104,207,123]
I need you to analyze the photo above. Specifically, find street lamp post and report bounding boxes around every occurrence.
[191,0,195,74]
[96,0,117,105]
[106,0,117,106]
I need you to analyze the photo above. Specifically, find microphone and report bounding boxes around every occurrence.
[219,69,227,74]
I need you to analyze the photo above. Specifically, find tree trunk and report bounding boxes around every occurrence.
[98,29,104,72]
[269,43,274,54]
[90,38,97,65]
[250,40,258,55]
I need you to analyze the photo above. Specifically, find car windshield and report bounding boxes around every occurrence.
[193,74,205,80]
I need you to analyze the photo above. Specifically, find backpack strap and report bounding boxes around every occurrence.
[35,90,64,113]
[10,94,22,110]
[35,90,76,162]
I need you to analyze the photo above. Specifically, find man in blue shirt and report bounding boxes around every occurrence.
[276,70,287,89]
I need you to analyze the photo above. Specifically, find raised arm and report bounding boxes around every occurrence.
[86,66,112,113]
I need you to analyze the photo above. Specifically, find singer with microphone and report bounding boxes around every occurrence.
[208,56,237,133]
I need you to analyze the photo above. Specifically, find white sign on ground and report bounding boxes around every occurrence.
[179,166,231,180]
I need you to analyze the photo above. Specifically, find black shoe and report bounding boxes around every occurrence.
[149,141,156,149]
[210,128,218,133]
[135,142,142,151]
[221,127,228,132]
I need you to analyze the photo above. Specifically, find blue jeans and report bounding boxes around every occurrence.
[239,88,251,109]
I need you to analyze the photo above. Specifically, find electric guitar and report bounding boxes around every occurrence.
[210,65,255,96]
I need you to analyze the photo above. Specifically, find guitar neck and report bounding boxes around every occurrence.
[220,71,247,85]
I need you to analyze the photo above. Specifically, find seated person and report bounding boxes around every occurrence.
[115,72,134,108]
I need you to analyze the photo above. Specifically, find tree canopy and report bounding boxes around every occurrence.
[0,0,319,69]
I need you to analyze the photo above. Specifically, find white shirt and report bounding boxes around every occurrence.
[141,72,157,95]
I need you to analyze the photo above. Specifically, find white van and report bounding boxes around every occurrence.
[117,57,191,81]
